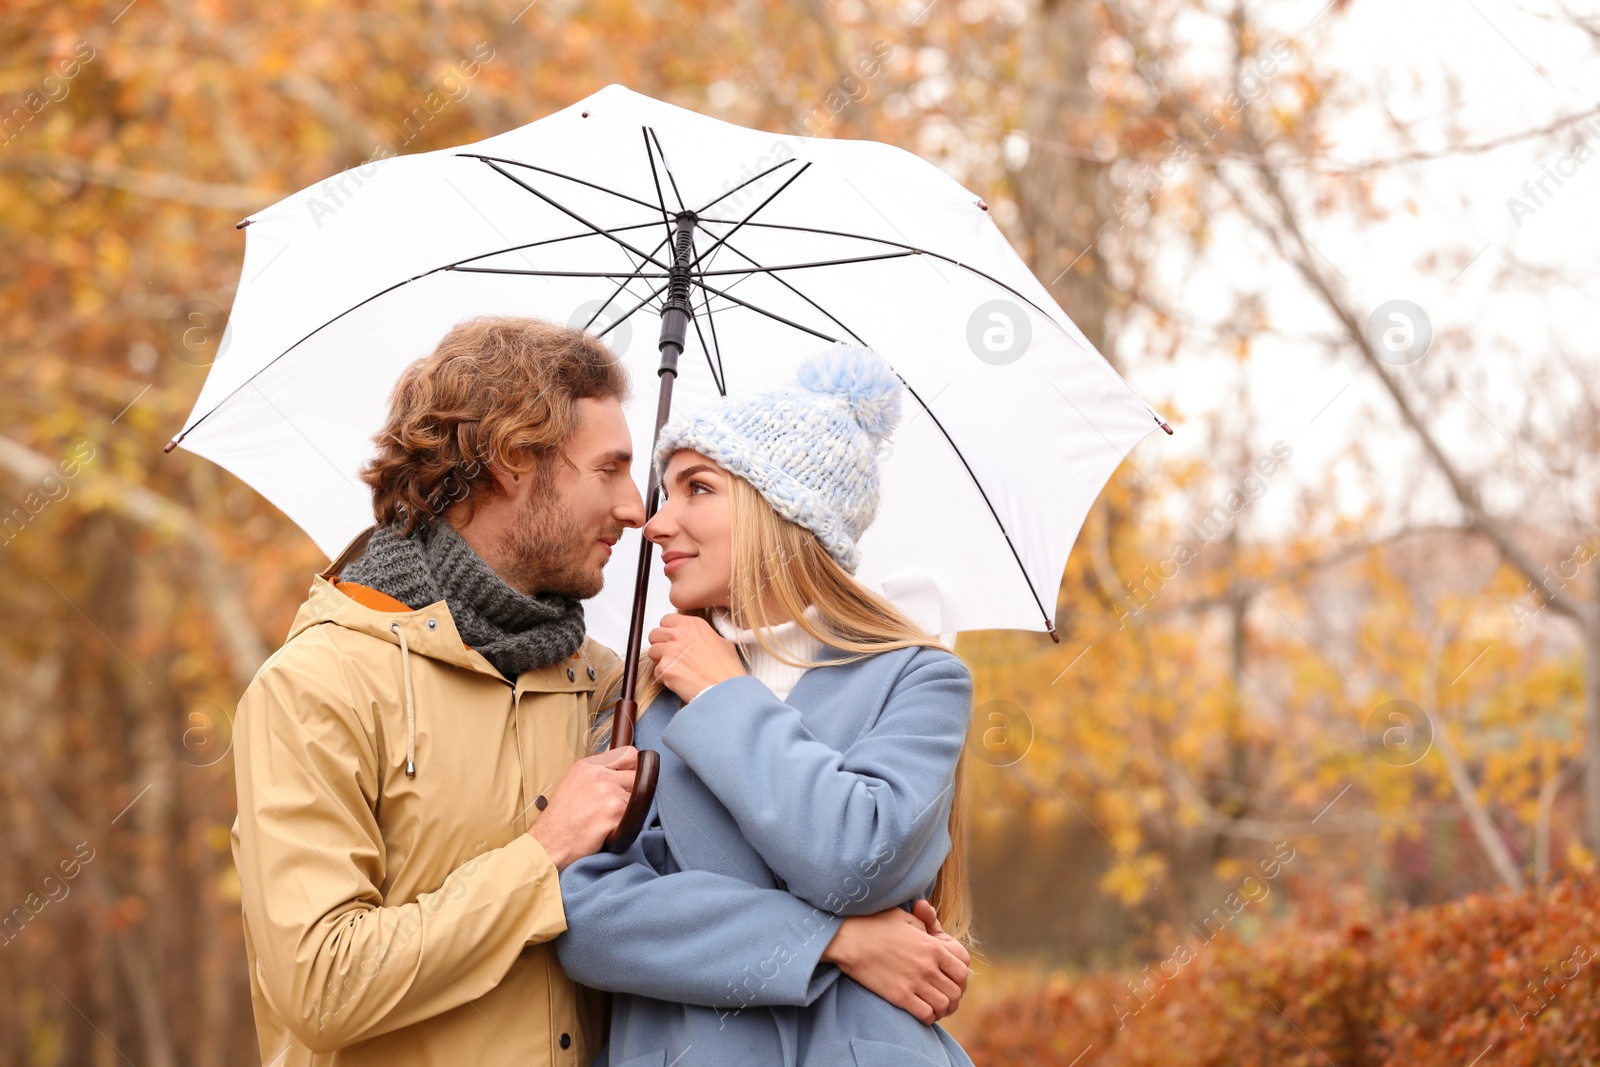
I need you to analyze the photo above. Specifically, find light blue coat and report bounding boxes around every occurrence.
[555,641,976,1067]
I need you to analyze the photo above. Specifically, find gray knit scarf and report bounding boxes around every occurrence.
[338,521,585,679]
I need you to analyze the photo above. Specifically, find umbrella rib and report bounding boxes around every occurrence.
[449,267,675,278]
[642,127,677,251]
[682,228,776,313]
[645,128,687,212]
[171,265,455,442]
[897,377,1057,634]
[687,230,727,395]
[686,298,726,396]
[448,257,908,281]
[688,162,813,272]
[690,222,868,344]
[593,278,675,341]
[454,253,917,280]
[696,251,916,276]
[694,157,801,215]
[685,274,839,343]
[478,159,674,272]
[456,153,663,213]
[696,220,1062,321]
[584,232,676,333]
[447,220,670,269]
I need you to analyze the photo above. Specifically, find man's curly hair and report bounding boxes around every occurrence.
[362,316,631,534]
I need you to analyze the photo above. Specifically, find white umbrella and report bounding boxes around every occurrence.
[171,82,1169,656]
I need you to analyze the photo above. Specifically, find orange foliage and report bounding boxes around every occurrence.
[962,873,1600,1067]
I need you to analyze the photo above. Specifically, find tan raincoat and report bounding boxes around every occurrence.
[230,527,619,1066]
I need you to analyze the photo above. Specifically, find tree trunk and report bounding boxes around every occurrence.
[1016,0,1113,364]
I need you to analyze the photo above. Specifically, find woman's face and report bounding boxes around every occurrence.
[643,449,733,612]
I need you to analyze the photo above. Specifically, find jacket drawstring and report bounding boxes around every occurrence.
[390,622,417,777]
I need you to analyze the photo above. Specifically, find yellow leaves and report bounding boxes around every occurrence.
[1100,862,1150,904]
[259,51,291,78]
[1099,853,1166,906]
[205,823,233,852]
[217,864,242,904]
[991,440,1585,918]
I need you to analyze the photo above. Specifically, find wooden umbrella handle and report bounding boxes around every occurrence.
[603,696,658,853]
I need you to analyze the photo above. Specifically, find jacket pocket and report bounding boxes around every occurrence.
[849,1036,945,1067]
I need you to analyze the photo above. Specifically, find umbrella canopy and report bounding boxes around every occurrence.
[171,83,1167,651]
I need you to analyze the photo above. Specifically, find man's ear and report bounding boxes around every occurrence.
[488,465,522,499]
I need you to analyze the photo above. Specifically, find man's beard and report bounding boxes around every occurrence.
[495,482,610,600]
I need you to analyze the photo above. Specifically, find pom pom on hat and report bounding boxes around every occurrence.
[795,343,903,444]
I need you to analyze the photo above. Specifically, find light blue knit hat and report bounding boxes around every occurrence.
[653,343,903,574]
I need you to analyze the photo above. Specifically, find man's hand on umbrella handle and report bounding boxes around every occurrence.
[528,747,638,870]
[646,613,746,703]
[821,903,969,1024]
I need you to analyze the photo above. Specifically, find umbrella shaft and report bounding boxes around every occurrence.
[613,211,697,744]
[613,366,677,746]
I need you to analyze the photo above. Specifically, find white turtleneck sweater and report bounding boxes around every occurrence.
[709,605,828,701]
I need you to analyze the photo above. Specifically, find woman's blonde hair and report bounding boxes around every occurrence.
[593,468,975,946]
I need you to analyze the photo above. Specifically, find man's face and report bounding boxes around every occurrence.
[494,396,645,599]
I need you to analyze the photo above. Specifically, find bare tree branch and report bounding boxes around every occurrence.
[0,156,284,212]
[1207,148,1589,625]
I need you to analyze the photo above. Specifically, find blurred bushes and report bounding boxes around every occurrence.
[963,872,1600,1067]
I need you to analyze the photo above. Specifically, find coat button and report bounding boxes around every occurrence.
[559,1032,571,1049]
[534,794,547,811]
[587,666,596,680]
[566,667,576,681]
[426,618,438,631]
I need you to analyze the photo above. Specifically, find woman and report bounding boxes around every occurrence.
[555,344,978,1067]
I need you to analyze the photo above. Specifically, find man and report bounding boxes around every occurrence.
[230,316,643,1066]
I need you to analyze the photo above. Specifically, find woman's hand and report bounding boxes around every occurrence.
[646,613,747,703]
[912,899,971,979]
[821,903,969,1023]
